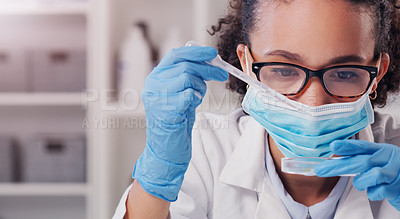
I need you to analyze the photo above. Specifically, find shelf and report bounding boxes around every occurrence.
[0,1,88,15]
[0,183,88,196]
[0,92,85,106]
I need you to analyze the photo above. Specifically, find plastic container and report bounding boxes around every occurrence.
[281,157,358,176]
[0,48,27,92]
[0,137,14,182]
[118,22,153,106]
[20,134,86,183]
[28,48,86,92]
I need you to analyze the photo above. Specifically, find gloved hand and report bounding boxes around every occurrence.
[132,46,228,202]
[315,139,400,211]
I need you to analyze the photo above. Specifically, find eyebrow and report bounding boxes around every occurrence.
[264,50,366,66]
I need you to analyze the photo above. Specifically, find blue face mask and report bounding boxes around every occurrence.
[242,85,375,158]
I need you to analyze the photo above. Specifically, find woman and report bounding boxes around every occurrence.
[114,0,400,218]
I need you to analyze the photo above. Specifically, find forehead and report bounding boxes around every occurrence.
[250,0,376,66]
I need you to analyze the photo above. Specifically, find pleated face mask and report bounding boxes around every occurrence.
[241,82,375,158]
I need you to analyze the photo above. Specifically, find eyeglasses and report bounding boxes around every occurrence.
[252,62,378,98]
[244,45,381,98]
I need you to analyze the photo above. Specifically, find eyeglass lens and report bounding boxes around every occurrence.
[258,65,371,96]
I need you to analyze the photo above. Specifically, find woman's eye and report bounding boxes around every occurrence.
[332,71,359,80]
[272,68,299,77]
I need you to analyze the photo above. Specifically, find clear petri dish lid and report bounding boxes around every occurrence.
[281,157,357,176]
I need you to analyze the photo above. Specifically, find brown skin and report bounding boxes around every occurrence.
[237,0,390,206]
[124,0,392,217]
[125,180,170,219]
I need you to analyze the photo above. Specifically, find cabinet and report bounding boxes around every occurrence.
[0,1,88,219]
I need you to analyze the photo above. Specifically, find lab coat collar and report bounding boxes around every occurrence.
[218,116,290,218]
[357,123,375,142]
[219,117,266,192]
[333,177,374,219]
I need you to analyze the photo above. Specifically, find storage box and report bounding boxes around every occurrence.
[0,137,14,182]
[20,134,85,183]
[0,48,27,92]
[28,49,86,92]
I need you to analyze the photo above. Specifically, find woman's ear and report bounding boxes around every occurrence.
[236,44,247,73]
[236,44,257,79]
[372,52,390,91]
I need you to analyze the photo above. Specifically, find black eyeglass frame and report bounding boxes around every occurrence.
[252,62,378,98]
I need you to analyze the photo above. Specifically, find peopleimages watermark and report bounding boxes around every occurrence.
[82,88,242,112]
[82,115,230,130]
[81,87,323,130]
[82,87,321,114]
[81,88,237,130]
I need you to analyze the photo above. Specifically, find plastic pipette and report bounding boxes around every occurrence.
[185,41,273,95]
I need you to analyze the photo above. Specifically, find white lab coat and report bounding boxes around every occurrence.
[113,109,400,219]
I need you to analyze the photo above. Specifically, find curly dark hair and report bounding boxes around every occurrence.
[209,0,400,107]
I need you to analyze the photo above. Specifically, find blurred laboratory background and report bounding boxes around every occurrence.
[0,0,398,219]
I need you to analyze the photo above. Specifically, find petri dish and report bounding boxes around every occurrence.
[281,157,357,176]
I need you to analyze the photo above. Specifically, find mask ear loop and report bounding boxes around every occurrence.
[244,46,253,90]
[244,46,251,76]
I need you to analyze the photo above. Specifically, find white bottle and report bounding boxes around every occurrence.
[118,23,153,108]
[159,26,185,61]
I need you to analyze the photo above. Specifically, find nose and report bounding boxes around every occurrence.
[291,77,333,106]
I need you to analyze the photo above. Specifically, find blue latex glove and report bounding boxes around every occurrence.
[315,139,400,211]
[132,46,228,202]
